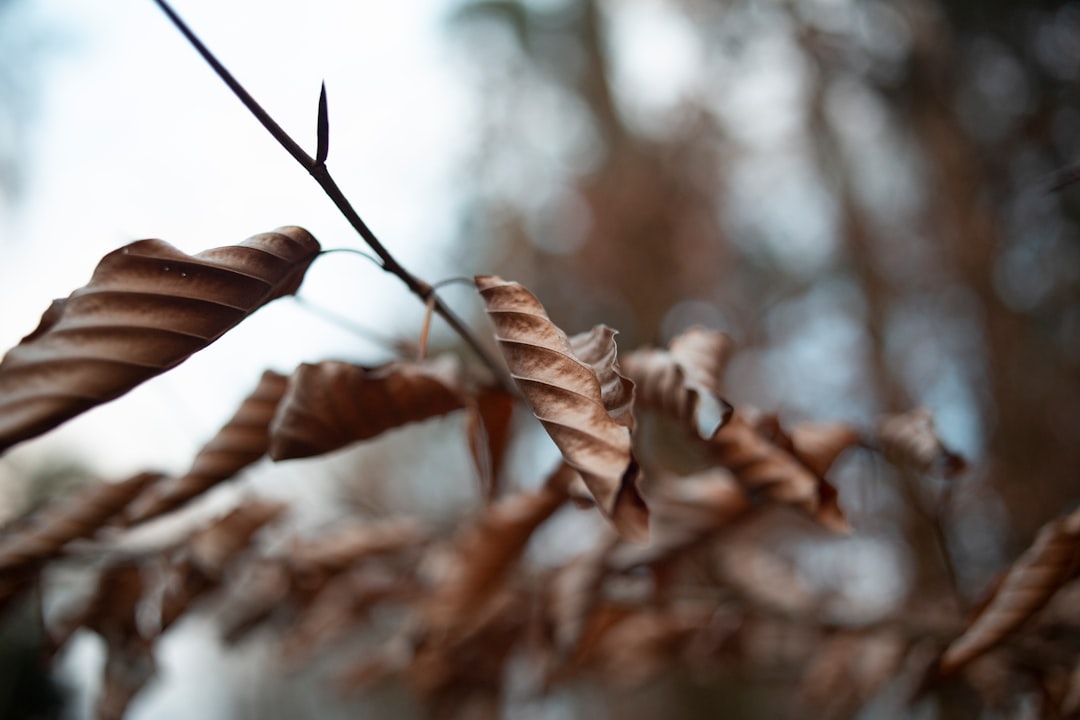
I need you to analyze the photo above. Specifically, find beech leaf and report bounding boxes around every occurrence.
[876,407,967,477]
[709,410,847,531]
[475,276,647,542]
[269,355,467,461]
[939,505,1080,675]
[0,227,320,455]
[0,472,162,582]
[123,369,289,524]
[620,325,734,439]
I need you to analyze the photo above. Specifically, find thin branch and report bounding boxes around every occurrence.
[150,0,510,389]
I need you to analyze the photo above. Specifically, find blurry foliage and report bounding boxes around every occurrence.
[2,0,1080,719]
[450,0,1080,573]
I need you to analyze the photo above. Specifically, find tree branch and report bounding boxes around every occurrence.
[150,0,509,388]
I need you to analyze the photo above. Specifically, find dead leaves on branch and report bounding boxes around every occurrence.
[0,227,320,455]
[938,505,1080,676]
[0,263,1032,719]
[475,275,647,542]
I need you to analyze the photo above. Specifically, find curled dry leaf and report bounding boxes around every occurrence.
[0,227,320,455]
[269,355,466,461]
[123,370,289,525]
[187,499,287,580]
[708,410,844,529]
[466,388,516,501]
[0,472,161,583]
[620,325,734,439]
[158,499,287,633]
[939,505,1080,676]
[475,275,647,542]
[424,466,570,644]
[876,407,967,477]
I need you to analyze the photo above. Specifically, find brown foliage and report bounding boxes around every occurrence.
[475,275,647,542]
[0,227,320,454]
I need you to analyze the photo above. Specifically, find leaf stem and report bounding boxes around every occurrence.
[150,0,509,388]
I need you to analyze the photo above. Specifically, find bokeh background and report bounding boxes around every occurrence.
[1,0,1078,718]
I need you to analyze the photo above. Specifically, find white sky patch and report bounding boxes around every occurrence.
[603,0,704,135]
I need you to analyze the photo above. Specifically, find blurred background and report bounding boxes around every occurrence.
[1,0,1079,718]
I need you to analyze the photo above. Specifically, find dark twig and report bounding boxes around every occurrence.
[150,0,510,388]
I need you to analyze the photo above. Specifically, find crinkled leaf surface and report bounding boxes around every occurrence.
[475,275,647,542]
[0,227,320,455]
[620,326,733,439]
[268,355,467,460]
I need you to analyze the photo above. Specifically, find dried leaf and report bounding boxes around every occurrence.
[475,276,647,542]
[269,355,467,460]
[424,469,569,642]
[53,561,155,720]
[0,227,320,455]
[876,407,967,477]
[0,472,161,582]
[708,410,843,528]
[158,500,286,633]
[620,326,734,439]
[287,517,428,574]
[466,388,516,501]
[187,499,287,580]
[789,421,861,478]
[939,506,1080,675]
[123,370,289,524]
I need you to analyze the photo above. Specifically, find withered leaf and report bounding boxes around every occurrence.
[475,276,647,542]
[269,355,467,460]
[939,505,1080,675]
[466,388,516,501]
[621,326,734,439]
[876,407,967,478]
[0,227,320,455]
[0,472,161,580]
[708,410,845,530]
[424,467,569,643]
[123,370,289,525]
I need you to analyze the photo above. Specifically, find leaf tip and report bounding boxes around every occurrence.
[315,81,329,166]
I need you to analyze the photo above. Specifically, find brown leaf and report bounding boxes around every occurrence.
[424,469,569,643]
[0,227,320,455]
[268,355,467,460]
[475,276,647,542]
[708,410,844,529]
[876,407,967,477]
[620,326,734,439]
[939,505,1080,675]
[159,500,286,632]
[287,517,428,574]
[466,388,516,502]
[0,472,161,584]
[53,561,156,720]
[789,421,861,478]
[123,370,289,525]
